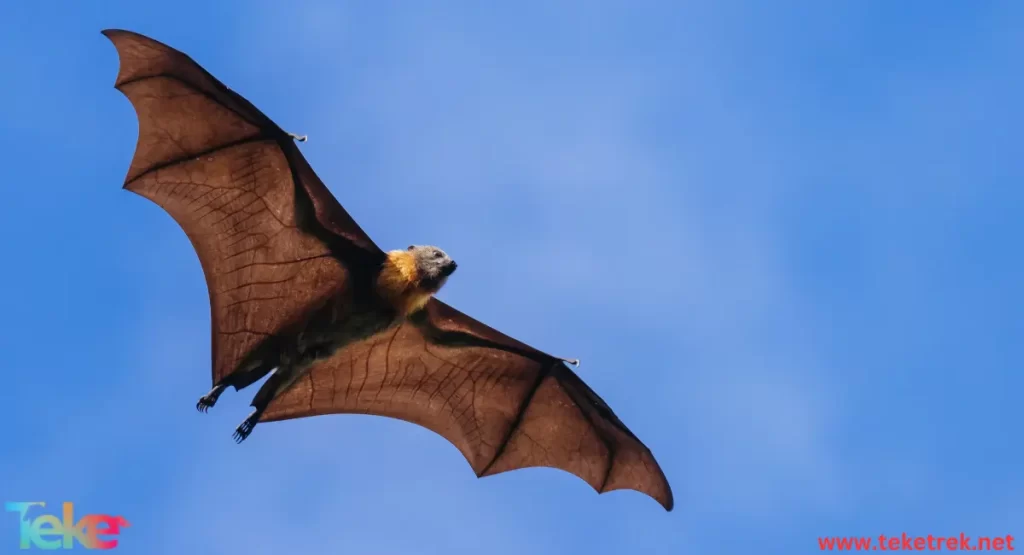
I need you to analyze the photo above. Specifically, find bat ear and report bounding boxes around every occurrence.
[408,245,415,251]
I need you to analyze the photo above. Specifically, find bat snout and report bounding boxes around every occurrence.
[442,260,457,276]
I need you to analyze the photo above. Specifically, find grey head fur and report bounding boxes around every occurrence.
[408,245,457,291]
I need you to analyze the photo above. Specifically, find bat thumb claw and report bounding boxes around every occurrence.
[560,357,580,368]
[287,132,308,142]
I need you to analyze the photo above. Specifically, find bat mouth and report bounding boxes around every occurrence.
[442,261,458,277]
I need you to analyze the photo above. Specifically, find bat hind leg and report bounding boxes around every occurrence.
[199,356,278,414]
[233,408,261,443]
[231,365,299,444]
[196,384,226,413]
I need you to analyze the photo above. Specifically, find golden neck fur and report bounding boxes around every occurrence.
[376,250,434,316]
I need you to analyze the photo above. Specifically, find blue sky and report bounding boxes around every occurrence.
[1,1,1021,553]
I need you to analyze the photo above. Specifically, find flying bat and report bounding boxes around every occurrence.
[102,29,673,511]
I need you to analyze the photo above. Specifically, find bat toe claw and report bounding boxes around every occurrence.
[196,395,216,413]
[232,412,259,443]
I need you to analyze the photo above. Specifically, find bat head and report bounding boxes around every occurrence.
[408,244,457,293]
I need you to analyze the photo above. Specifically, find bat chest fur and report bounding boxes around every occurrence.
[287,303,400,369]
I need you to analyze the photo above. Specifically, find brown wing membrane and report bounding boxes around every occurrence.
[103,29,384,384]
[263,299,674,511]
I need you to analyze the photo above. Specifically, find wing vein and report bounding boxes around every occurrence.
[116,72,264,129]
[477,360,556,477]
[123,134,266,187]
[565,381,616,492]
[375,326,402,403]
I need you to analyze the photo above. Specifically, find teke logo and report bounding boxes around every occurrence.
[6,502,129,550]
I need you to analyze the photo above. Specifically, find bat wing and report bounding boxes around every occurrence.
[263,299,674,511]
[103,29,385,384]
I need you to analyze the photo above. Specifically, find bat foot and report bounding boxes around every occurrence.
[196,384,226,413]
[232,410,260,443]
[196,395,216,413]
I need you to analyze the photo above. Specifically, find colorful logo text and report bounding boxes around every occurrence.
[6,502,129,550]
